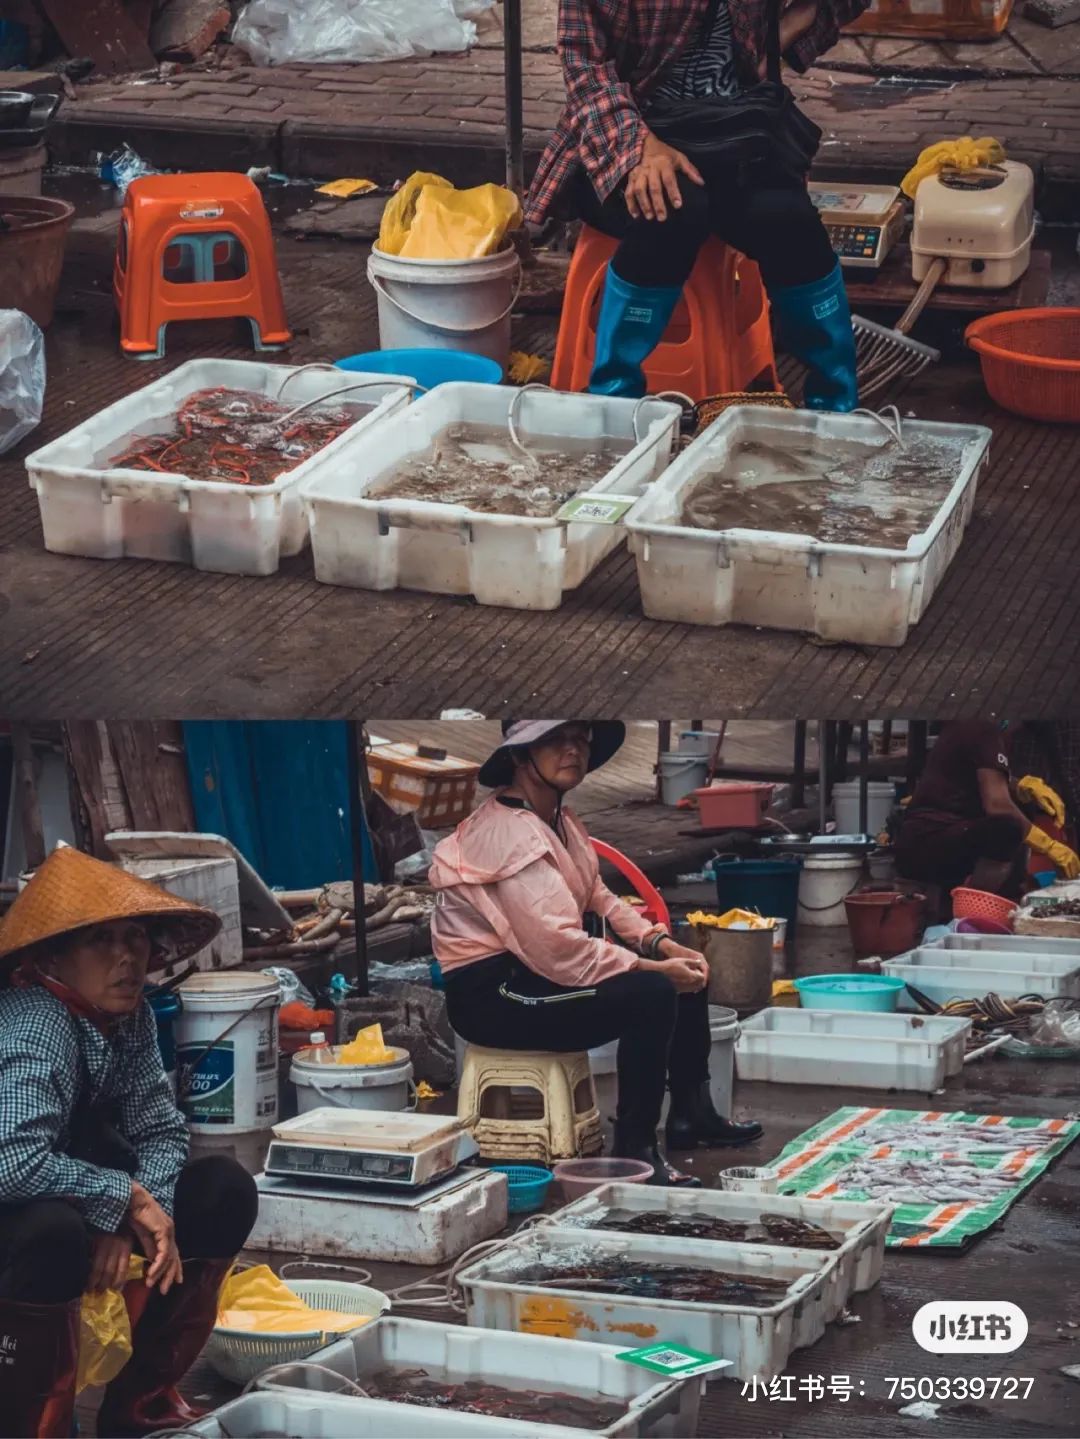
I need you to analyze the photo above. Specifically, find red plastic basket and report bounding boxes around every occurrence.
[965,308,1080,424]
[951,887,1016,927]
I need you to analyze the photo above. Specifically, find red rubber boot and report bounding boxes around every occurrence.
[0,1296,80,1439]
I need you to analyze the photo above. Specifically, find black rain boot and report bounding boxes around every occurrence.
[0,1295,80,1439]
[666,1080,764,1151]
[612,1122,701,1188]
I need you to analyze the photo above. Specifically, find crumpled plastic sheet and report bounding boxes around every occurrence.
[1028,999,1080,1048]
[0,309,45,456]
[233,0,495,66]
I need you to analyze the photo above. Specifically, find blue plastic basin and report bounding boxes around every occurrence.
[793,973,905,1012]
[336,348,503,390]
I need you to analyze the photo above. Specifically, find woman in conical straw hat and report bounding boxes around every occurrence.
[0,845,257,1439]
[430,721,763,1187]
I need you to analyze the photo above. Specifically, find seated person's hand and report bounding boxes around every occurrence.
[625,132,704,222]
[129,1181,183,1295]
[88,1229,133,1292]
[646,939,708,992]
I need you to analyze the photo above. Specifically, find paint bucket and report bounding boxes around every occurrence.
[147,987,181,1089]
[831,781,896,837]
[290,1044,415,1114]
[844,890,926,959]
[175,972,280,1134]
[659,751,708,806]
[713,857,804,939]
[366,244,521,371]
[797,853,866,928]
[695,925,774,1014]
[718,1166,778,1194]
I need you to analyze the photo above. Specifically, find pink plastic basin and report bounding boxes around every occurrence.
[552,1157,654,1200]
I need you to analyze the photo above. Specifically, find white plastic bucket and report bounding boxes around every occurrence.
[718,1166,779,1194]
[366,245,521,371]
[659,751,708,806]
[798,854,866,928]
[291,1044,415,1114]
[770,918,788,953]
[678,729,722,758]
[832,781,896,838]
[176,973,280,1134]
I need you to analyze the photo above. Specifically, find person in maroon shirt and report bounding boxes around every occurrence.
[895,722,1080,900]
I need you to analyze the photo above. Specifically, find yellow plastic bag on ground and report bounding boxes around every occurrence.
[901,136,1006,199]
[378,170,522,260]
[337,1022,394,1066]
[216,1265,372,1336]
[377,172,453,254]
[77,1256,144,1394]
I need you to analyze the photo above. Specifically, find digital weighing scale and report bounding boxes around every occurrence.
[265,1109,479,1190]
[808,183,906,270]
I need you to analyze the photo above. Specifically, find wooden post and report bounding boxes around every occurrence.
[504,0,525,201]
[10,726,45,872]
[859,721,871,835]
[656,721,672,800]
[346,721,371,998]
[792,721,807,808]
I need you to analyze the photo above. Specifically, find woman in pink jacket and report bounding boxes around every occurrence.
[430,720,762,1186]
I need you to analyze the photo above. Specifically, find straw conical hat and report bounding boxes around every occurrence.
[0,845,222,972]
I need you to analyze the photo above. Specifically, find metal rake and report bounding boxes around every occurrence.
[852,257,947,404]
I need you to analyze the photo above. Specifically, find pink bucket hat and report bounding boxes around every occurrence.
[478,720,626,789]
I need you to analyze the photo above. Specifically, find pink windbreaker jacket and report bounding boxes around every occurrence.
[429,794,662,987]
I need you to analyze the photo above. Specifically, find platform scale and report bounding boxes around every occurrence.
[249,1109,509,1266]
[808,183,906,270]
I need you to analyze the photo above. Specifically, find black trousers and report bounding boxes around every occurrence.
[572,162,836,292]
[895,813,1028,894]
[444,953,712,1142]
[0,1155,258,1305]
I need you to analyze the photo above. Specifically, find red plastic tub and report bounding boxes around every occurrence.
[694,782,775,830]
[965,308,1080,424]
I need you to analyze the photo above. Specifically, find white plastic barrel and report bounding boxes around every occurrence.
[659,751,708,806]
[832,781,896,837]
[366,245,520,370]
[291,1044,415,1114]
[175,972,280,1134]
[798,854,866,928]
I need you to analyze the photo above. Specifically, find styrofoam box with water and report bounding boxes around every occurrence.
[187,1391,589,1438]
[457,1228,836,1383]
[257,1316,703,1439]
[735,1008,971,1091]
[882,947,1080,1009]
[300,383,682,611]
[25,360,414,577]
[623,406,991,646]
[539,1182,892,1323]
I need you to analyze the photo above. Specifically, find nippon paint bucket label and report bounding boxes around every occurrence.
[913,1301,1027,1353]
[255,1009,277,1071]
[178,1040,236,1124]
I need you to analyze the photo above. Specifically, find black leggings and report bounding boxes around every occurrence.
[0,1155,258,1304]
[895,814,1028,893]
[573,162,836,292]
[444,954,712,1142]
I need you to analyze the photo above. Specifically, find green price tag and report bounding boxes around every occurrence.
[556,494,636,525]
[617,1342,733,1379]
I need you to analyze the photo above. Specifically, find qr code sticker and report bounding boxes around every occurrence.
[648,1349,692,1369]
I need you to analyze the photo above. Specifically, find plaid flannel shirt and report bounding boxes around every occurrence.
[525,0,869,223]
[0,985,189,1233]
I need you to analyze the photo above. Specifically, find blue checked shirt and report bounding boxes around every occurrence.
[0,984,189,1233]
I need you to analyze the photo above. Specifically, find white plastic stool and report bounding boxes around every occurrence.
[457,1044,603,1163]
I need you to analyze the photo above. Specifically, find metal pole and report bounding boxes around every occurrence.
[656,721,672,801]
[346,721,370,998]
[859,721,870,836]
[11,726,45,872]
[792,721,807,809]
[504,0,525,200]
[818,721,829,836]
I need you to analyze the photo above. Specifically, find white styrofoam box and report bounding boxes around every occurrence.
[929,933,1080,958]
[300,383,681,611]
[883,948,1080,1009]
[116,855,241,971]
[623,406,991,646]
[188,1392,588,1438]
[735,1008,971,1092]
[249,1170,508,1266]
[259,1317,703,1439]
[540,1183,892,1307]
[457,1228,836,1383]
[25,359,413,576]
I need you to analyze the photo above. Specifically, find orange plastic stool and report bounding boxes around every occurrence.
[551,226,778,402]
[114,172,292,360]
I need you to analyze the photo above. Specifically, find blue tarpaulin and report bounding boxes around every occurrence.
[182,721,374,891]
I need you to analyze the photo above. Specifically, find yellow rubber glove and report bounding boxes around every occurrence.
[1027,826,1080,879]
[1017,775,1067,828]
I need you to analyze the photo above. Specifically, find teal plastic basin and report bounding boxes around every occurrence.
[793,973,905,1012]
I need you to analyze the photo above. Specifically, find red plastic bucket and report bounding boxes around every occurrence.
[844,890,926,959]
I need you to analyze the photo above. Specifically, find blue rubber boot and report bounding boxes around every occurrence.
[588,264,683,398]
[769,261,859,413]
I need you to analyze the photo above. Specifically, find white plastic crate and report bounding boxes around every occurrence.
[249,1170,508,1266]
[623,406,991,646]
[188,1391,587,1438]
[883,948,1080,1009]
[928,933,1080,958]
[735,1008,971,1091]
[540,1183,892,1323]
[456,1228,836,1383]
[259,1317,703,1439]
[25,359,412,576]
[301,383,681,611]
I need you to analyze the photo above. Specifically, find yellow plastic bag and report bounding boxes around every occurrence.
[687,908,775,931]
[77,1256,144,1394]
[216,1265,373,1336]
[901,136,1006,199]
[377,171,453,254]
[337,1022,394,1066]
